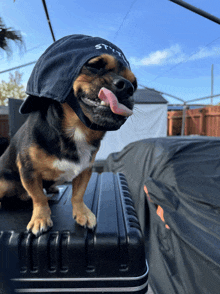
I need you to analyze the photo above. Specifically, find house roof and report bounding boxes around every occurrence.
[133,88,168,104]
[0,106,9,115]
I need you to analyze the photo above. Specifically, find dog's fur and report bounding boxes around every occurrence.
[0,54,137,236]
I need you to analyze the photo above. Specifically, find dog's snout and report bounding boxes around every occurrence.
[113,77,134,97]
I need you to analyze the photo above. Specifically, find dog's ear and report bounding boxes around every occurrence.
[19,96,52,114]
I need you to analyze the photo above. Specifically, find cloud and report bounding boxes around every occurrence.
[190,46,220,60]
[129,44,220,67]
[21,31,27,37]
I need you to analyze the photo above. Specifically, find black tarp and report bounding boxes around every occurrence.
[105,136,220,294]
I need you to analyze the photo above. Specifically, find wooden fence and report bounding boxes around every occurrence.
[0,115,9,138]
[168,106,220,136]
[1,106,220,139]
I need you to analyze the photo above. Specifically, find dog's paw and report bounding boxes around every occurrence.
[27,216,53,237]
[72,203,96,230]
[27,205,53,237]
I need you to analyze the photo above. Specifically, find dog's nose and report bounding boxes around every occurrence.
[113,77,134,96]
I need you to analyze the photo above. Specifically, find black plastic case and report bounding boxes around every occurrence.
[0,172,148,293]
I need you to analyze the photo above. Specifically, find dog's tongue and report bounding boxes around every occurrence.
[98,87,133,117]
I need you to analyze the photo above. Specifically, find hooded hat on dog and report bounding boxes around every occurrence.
[20,34,131,131]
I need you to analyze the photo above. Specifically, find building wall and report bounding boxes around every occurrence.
[96,104,167,160]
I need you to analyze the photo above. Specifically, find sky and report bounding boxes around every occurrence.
[1,0,220,105]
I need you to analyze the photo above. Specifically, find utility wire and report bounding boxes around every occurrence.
[0,1,55,75]
[113,0,138,41]
[25,43,47,53]
[147,1,220,84]
[148,35,220,84]
[0,61,37,74]
[0,44,47,74]
[0,43,45,61]
[2,0,136,73]
[41,0,56,42]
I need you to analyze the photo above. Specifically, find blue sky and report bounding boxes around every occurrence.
[1,0,220,104]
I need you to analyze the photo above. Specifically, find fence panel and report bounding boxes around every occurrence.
[0,115,9,138]
[168,106,220,136]
[167,111,182,136]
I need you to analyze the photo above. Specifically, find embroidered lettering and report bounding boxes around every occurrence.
[95,44,102,50]
[95,43,129,67]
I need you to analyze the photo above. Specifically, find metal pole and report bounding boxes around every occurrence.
[187,93,220,103]
[140,85,185,103]
[211,64,214,105]
[41,0,56,42]
[169,0,220,25]
[181,103,187,136]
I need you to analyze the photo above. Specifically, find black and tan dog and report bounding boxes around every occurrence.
[0,35,137,237]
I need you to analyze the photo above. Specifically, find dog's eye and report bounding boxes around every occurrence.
[86,59,106,73]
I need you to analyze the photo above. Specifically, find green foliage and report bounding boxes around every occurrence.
[0,71,27,105]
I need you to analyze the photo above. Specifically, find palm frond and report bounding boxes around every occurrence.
[0,17,25,57]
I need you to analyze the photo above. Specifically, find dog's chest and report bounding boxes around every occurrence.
[53,129,96,183]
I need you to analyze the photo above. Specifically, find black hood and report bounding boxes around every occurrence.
[20,34,131,131]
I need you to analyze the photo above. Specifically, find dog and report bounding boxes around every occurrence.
[0,35,137,237]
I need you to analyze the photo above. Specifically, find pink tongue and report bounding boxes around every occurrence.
[98,87,133,117]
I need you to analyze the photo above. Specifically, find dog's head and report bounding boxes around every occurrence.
[73,54,137,130]
[20,35,137,131]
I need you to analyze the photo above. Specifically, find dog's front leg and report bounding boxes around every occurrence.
[17,160,53,237]
[71,168,96,229]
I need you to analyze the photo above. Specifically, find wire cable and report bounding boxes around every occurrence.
[113,0,138,41]
[169,0,220,25]
[41,0,56,42]
[148,35,220,84]
[0,0,56,74]
[0,61,37,74]
[0,45,46,73]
